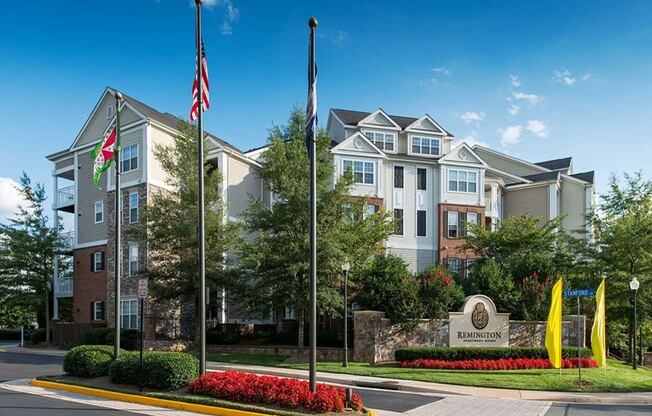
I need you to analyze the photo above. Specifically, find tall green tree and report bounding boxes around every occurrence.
[592,172,652,355]
[237,109,394,345]
[0,173,62,342]
[133,121,238,337]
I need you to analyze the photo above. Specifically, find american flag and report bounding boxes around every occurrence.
[190,39,210,122]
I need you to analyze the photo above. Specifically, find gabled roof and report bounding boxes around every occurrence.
[521,171,560,182]
[535,157,572,171]
[570,171,595,184]
[330,108,453,135]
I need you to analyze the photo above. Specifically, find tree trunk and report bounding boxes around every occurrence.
[45,288,51,344]
[297,310,305,347]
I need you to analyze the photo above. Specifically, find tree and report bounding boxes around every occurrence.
[356,255,424,324]
[133,121,238,338]
[237,109,394,345]
[418,264,464,319]
[591,172,652,355]
[462,258,520,314]
[0,173,62,342]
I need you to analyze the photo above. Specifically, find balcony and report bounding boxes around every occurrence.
[55,185,75,212]
[54,277,73,297]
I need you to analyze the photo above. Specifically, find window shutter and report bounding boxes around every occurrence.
[443,211,448,237]
[99,302,105,320]
[461,259,467,278]
[90,253,95,272]
[460,212,467,237]
[90,302,94,321]
[100,252,106,271]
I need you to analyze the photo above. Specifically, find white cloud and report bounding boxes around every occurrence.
[332,30,347,44]
[459,135,489,149]
[508,105,520,116]
[500,125,523,146]
[526,120,549,138]
[582,73,592,81]
[433,67,450,75]
[509,74,521,87]
[202,0,218,5]
[553,69,576,86]
[221,21,232,35]
[202,0,239,35]
[0,177,26,222]
[459,111,485,124]
[512,91,541,105]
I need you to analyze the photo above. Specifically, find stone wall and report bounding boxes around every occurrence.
[354,310,586,364]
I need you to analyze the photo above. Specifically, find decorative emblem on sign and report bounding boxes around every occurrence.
[471,302,489,329]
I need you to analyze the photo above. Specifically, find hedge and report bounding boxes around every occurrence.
[395,347,593,362]
[83,327,113,345]
[0,328,20,340]
[82,327,139,350]
[109,351,199,390]
[30,328,51,344]
[63,345,123,378]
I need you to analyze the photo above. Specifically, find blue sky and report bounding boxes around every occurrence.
[1,0,651,218]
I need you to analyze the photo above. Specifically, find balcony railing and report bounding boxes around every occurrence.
[57,185,75,206]
[55,277,73,296]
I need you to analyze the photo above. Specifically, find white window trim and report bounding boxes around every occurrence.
[416,167,428,191]
[393,164,405,189]
[129,192,138,224]
[393,208,404,237]
[93,251,103,272]
[128,243,139,277]
[361,129,397,154]
[447,168,479,194]
[408,134,441,158]
[342,158,376,185]
[93,301,104,321]
[447,211,459,238]
[106,105,114,120]
[416,209,428,238]
[120,298,139,329]
[94,201,104,224]
[121,143,139,173]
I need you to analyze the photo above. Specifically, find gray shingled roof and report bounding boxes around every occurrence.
[571,171,595,184]
[331,108,453,135]
[116,88,242,154]
[535,157,572,171]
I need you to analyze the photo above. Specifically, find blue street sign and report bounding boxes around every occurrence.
[563,289,596,298]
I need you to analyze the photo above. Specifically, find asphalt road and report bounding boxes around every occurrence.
[0,346,651,415]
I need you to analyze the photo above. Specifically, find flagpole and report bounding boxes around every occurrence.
[195,0,207,376]
[114,91,123,358]
[307,16,318,393]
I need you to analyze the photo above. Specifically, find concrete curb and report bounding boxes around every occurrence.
[207,362,652,405]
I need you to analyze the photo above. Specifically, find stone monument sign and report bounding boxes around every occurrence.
[448,295,510,348]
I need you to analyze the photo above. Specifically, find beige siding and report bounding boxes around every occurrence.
[55,158,74,171]
[329,118,346,142]
[388,248,436,273]
[76,94,143,148]
[227,157,262,220]
[148,125,176,185]
[118,128,145,184]
[474,148,543,178]
[77,149,108,244]
[504,185,549,220]
[560,178,587,235]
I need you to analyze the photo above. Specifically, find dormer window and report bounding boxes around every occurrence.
[364,130,395,152]
[410,136,441,156]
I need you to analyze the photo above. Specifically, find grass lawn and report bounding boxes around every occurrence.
[207,352,289,366]
[208,353,652,393]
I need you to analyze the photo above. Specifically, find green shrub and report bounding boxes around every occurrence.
[109,351,199,390]
[63,345,122,377]
[83,327,112,345]
[30,328,50,344]
[206,330,239,345]
[105,329,140,350]
[395,347,593,362]
[0,328,21,340]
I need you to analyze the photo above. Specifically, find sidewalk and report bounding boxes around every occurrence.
[206,361,652,405]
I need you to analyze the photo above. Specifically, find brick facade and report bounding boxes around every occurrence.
[72,244,107,324]
[438,202,484,263]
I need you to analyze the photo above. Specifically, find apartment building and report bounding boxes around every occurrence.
[326,108,596,274]
[47,87,264,334]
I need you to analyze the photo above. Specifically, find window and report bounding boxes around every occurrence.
[417,210,427,237]
[466,212,479,237]
[363,204,377,219]
[464,259,476,279]
[365,131,395,152]
[128,244,139,277]
[106,105,114,120]
[448,169,478,193]
[343,160,374,185]
[120,299,139,329]
[394,209,404,235]
[94,201,104,224]
[284,306,296,320]
[121,144,139,173]
[394,166,404,189]
[411,136,440,156]
[129,192,138,223]
[92,251,105,272]
[92,301,105,321]
[417,168,427,190]
[446,257,460,275]
[447,211,459,238]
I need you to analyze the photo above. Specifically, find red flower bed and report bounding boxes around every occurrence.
[188,371,363,413]
[401,357,597,370]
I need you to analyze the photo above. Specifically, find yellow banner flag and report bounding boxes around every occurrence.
[591,279,607,368]
[545,277,563,369]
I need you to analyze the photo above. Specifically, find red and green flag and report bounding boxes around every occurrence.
[91,125,117,190]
